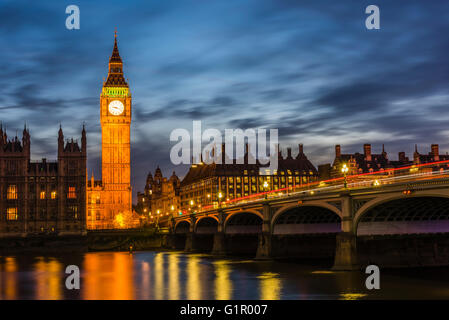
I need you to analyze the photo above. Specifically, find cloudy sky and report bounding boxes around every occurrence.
[1,0,449,201]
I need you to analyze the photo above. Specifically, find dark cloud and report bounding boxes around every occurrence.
[1,0,449,202]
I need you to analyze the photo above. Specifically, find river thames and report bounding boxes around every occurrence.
[1,251,449,300]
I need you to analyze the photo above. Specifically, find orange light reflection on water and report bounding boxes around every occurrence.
[83,252,134,300]
[34,257,63,300]
[3,257,18,300]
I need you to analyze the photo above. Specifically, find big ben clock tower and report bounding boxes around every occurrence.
[98,32,132,225]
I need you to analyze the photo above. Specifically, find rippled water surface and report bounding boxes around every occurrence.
[1,251,449,299]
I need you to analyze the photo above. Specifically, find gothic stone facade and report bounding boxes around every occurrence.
[136,167,181,225]
[0,125,86,237]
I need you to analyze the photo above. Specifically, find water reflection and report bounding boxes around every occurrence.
[168,253,180,300]
[83,252,134,299]
[214,260,232,300]
[141,261,151,300]
[258,272,281,300]
[154,252,164,300]
[4,257,18,300]
[1,252,448,300]
[340,293,368,300]
[83,253,101,299]
[34,257,62,300]
[187,255,201,300]
[113,253,134,299]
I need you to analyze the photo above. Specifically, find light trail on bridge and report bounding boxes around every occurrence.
[194,159,449,213]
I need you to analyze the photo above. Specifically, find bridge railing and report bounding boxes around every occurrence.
[193,160,449,213]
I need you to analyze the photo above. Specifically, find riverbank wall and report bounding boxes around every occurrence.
[0,234,88,254]
[87,229,165,251]
[0,229,167,254]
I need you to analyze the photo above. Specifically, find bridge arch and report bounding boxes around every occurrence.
[272,202,342,227]
[271,203,342,235]
[194,215,219,234]
[174,220,190,234]
[354,194,449,236]
[224,211,263,234]
[222,211,263,256]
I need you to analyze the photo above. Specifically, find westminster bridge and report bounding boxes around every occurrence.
[164,165,449,270]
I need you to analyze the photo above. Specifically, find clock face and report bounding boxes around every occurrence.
[108,100,124,116]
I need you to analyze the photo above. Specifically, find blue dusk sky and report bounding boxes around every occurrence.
[1,0,449,200]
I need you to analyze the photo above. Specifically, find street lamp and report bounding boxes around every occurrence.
[218,192,223,208]
[263,180,269,199]
[341,163,349,188]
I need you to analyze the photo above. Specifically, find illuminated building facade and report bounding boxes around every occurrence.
[413,144,449,164]
[328,144,402,178]
[87,33,135,229]
[323,143,449,179]
[0,124,86,237]
[136,167,180,225]
[179,144,318,212]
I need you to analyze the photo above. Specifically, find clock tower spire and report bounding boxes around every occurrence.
[105,31,128,87]
[88,31,133,229]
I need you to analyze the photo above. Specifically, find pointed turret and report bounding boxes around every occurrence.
[105,31,128,87]
[22,122,30,155]
[81,123,86,154]
[0,122,3,146]
[58,124,64,155]
[109,30,122,63]
[155,166,163,178]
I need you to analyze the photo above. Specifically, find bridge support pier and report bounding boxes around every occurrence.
[162,234,176,249]
[256,203,272,260]
[332,232,359,270]
[184,216,198,252]
[256,232,272,260]
[332,192,359,270]
[211,232,226,255]
[184,232,198,252]
[211,210,226,255]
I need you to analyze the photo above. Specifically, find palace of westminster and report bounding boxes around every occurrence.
[1,35,448,236]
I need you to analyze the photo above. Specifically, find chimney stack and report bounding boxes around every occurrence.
[298,144,304,155]
[364,144,372,161]
[278,144,283,160]
[335,145,341,158]
[398,152,406,162]
[221,143,225,164]
[431,144,439,161]
[287,147,292,159]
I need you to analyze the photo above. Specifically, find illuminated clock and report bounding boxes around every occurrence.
[108,100,124,115]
